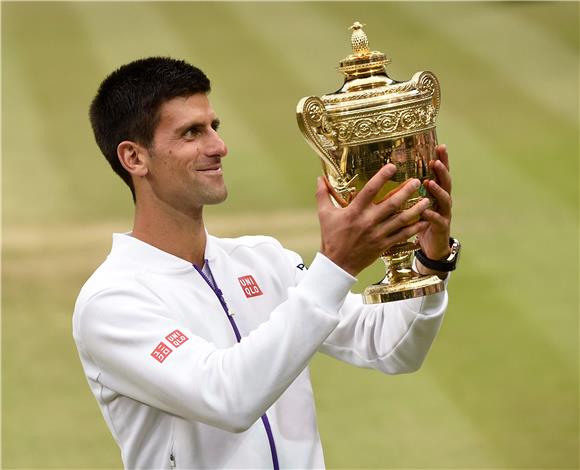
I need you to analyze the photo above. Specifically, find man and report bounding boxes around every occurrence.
[73,57,456,469]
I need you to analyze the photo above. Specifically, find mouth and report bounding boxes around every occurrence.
[197,166,223,176]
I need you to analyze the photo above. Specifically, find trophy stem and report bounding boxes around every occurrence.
[362,243,444,304]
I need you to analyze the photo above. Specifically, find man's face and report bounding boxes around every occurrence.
[143,93,228,213]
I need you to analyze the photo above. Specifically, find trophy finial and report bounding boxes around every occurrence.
[349,21,370,56]
[338,21,390,78]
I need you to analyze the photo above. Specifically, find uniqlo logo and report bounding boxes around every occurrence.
[151,342,173,363]
[165,329,189,348]
[238,275,263,298]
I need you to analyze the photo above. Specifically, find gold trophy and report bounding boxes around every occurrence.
[297,22,444,303]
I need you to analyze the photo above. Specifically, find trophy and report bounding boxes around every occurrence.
[297,22,444,303]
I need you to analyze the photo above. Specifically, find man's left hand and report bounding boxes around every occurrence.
[416,144,452,277]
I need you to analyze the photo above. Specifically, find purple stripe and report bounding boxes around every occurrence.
[225,311,242,342]
[193,262,279,470]
[261,414,280,470]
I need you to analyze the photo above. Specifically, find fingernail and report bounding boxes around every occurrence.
[412,179,421,189]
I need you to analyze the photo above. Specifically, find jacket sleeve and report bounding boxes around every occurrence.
[319,289,447,373]
[73,254,354,433]
[285,249,447,374]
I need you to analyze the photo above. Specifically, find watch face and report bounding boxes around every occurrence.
[448,238,461,266]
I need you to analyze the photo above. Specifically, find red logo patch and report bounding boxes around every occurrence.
[165,329,189,348]
[151,342,172,363]
[238,275,263,298]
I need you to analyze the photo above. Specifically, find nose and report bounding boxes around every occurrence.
[209,129,228,158]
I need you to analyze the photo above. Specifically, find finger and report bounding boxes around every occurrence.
[351,163,397,210]
[424,180,452,217]
[421,209,450,230]
[373,177,421,217]
[378,177,414,202]
[382,221,430,250]
[381,196,430,229]
[431,159,452,195]
[436,144,449,171]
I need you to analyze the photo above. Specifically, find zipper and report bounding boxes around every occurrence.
[193,262,280,470]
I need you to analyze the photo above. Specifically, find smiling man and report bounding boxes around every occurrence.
[73,57,456,469]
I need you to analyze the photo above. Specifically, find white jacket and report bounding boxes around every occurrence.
[73,233,447,469]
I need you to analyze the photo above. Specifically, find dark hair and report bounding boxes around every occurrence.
[89,57,211,199]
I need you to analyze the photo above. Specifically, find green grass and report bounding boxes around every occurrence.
[2,2,578,468]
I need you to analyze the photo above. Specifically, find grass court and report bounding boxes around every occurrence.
[2,2,578,468]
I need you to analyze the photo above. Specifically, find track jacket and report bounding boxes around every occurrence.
[73,233,447,469]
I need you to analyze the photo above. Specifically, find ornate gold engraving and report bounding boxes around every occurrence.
[321,82,416,104]
[331,104,436,145]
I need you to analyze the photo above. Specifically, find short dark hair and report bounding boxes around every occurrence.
[89,57,211,199]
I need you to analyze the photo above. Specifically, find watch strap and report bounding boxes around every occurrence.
[415,237,460,272]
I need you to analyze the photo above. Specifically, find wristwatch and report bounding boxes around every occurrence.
[415,237,461,272]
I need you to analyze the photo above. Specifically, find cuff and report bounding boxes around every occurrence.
[296,252,356,314]
[419,288,448,316]
[404,258,450,315]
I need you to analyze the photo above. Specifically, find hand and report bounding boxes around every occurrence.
[316,163,431,277]
[416,144,453,274]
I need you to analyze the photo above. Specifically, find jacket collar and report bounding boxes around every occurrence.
[110,232,217,272]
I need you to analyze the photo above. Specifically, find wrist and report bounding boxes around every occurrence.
[319,247,361,277]
[415,259,449,280]
[415,237,461,275]
[420,237,452,261]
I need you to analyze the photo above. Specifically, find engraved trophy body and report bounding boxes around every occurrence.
[297,22,444,303]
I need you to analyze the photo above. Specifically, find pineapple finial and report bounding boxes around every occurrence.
[349,21,369,56]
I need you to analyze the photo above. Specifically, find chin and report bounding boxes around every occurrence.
[205,189,228,206]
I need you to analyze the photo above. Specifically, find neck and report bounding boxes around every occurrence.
[131,200,207,267]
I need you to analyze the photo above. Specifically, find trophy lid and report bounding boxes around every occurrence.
[318,21,440,115]
[297,21,441,159]
[338,22,391,79]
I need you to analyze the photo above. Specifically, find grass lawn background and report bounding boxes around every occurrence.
[2,2,578,468]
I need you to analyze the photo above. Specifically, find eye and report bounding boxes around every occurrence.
[211,120,221,132]
[183,127,201,139]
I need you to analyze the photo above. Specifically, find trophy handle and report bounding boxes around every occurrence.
[296,96,345,183]
[412,71,441,120]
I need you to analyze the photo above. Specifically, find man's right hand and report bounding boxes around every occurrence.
[316,163,430,277]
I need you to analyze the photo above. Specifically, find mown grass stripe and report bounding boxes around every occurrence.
[380,2,579,208]
[429,262,579,469]
[313,352,507,468]
[444,110,577,361]
[2,11,77,225]
[401,2,579,123]
[161,2,302,210]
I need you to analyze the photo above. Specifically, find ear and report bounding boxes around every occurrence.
[117,140,149,177]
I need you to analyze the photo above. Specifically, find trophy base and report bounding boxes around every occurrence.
[362,273,444,304]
